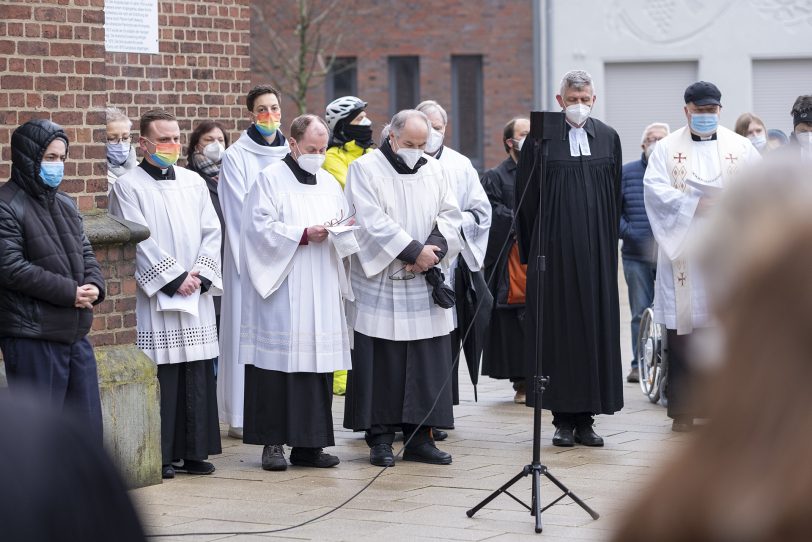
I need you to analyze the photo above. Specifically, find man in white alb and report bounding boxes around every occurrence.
[644,81,760,432]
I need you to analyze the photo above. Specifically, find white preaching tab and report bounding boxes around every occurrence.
[569,127,591,157]
[156,290,200,318]
[104,0,159,54]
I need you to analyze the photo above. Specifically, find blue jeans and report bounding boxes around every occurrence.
[622,258,656,368]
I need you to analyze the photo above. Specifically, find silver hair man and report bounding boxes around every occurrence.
[388,109,431,138]
[415,100,448,126]
[641,122,670,143]
[559,70,595,96]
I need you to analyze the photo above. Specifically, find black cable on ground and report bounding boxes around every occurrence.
[146,147,540,538]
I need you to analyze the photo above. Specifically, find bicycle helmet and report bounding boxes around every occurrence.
[325,96,367,131]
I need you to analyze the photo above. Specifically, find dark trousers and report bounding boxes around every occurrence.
[665,329,696,420]
[0,336,103,444]
[552,412,594,429]
[365,424,432,448]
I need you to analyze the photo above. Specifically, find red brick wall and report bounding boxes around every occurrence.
[0,0,251,348]
[106,0,253,164]
[0,0,108,212]
[251,0,535,171]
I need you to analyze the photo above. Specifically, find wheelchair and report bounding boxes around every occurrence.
[636,307,668,403]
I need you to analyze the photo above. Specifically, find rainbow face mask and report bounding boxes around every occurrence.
[255,112,281,137]
[144,140,181,168]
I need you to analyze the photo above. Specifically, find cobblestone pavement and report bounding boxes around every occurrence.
[132,264,686,541]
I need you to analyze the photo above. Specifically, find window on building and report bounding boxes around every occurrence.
[451,55,484,171]
[326,57,358,103]
[388,56,420,116]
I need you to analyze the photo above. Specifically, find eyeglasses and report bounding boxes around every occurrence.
[107,136,132,144]
[324,204,357,227]
[388,265,415,280]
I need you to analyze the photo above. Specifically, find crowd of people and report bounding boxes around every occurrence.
[2,69,811,487]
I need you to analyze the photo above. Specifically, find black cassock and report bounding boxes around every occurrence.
[515,114,623,415]
[480,157,527,381]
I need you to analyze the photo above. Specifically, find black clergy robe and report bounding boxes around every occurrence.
[480,157,526,381]
[515,114,623,415]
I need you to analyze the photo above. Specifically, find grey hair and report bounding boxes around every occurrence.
[415,100,448,126]
[105,107,132,129]
[559,70,595,96]
[380,123,391,146]
[388,109,431,139]
[641,122,671,144]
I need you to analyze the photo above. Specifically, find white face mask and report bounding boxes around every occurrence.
[514,136,526,152]
[202,141,225,162]
[425,128,445,154]
[565,103,591,126]
[797,131,812,150]
[392,138,424,169]
[357,116,372,126]
[748,133,767,151]
[296,153,326,175]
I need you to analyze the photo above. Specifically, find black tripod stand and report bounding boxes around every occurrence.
[466,111,600,533]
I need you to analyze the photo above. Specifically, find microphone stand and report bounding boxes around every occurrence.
[466,111,599,533]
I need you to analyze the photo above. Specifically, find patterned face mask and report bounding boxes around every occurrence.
[255,112,280,137]
[143,139,180,167]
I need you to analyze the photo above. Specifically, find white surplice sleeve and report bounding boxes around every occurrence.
[240,174,302,299]
[345,160,415,277]
[643,140,702,261]
[109,178,187,298]
[457,163,491,271]
[436,167,464,267]
[192,180,223,295]
[218,149,248,274]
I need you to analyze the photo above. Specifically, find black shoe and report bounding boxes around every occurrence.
[574,425,604,447]
[552,426,574,447]
[289,447,340,468]
[403,441,452,465]
[161,464,175,479]
[173,459,215,475]
[262,444,288,471]
[432,429,448,442]
[370,443,395,467]
[626,367,639,383]
[671,417,695,433]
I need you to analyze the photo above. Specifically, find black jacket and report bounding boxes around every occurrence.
[0,119,105,344]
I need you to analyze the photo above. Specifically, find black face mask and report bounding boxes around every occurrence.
[343,124,373,146]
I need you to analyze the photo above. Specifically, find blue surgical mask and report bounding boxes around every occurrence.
[107,142,131,165]
[690,113,719,136]
[39,161,64,188]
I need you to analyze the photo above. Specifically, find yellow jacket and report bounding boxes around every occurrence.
[322,140,373,189]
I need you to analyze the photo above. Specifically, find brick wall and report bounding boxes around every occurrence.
[0,0,251,349]
[251,0,535,171]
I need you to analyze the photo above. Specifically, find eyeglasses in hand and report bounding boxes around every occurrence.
[324,204,357,227]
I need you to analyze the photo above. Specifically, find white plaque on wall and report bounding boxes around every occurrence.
[104,0,159,54]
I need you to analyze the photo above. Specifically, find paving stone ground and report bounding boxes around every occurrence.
[132,263,687,541]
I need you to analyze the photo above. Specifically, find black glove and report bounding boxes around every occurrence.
[424,267,455,309]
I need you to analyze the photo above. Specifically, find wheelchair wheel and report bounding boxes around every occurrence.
[637,307,665,403]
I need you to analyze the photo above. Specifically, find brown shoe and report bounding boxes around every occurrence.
[513,389,526,404]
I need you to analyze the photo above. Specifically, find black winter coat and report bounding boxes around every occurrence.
[0,119,105,344]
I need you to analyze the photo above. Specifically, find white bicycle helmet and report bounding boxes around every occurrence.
[325,96,367,131]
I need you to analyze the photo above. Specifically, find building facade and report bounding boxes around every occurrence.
[251,0,535,172]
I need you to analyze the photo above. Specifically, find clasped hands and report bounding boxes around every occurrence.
[405,244,442,274]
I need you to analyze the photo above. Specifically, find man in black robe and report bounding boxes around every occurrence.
[481,117,530,404]
[515,70,623,447]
